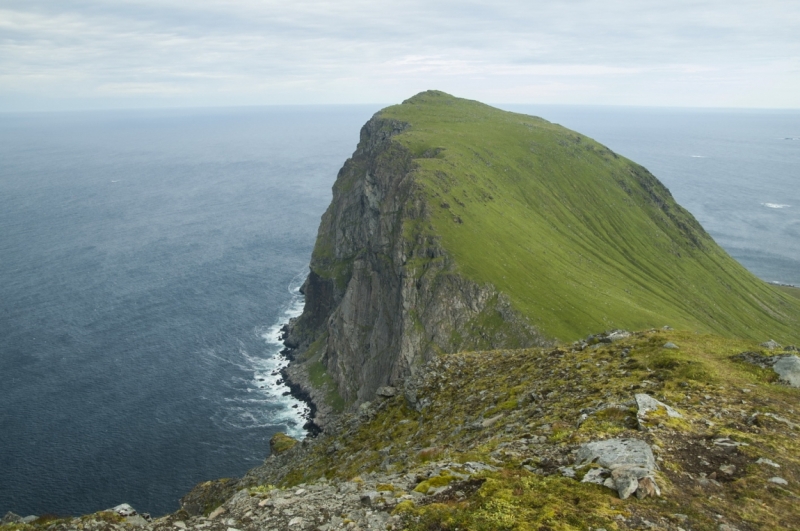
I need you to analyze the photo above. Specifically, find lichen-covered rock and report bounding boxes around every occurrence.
[575,438,660,499]
[635,393,682,430]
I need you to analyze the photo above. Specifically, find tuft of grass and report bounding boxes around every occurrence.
[308,360,346,413]
[270,432,298,455]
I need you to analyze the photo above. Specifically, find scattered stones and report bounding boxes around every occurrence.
[733,351,777,368]
[768,477,789,486]
[713,437,748,448]
[751,412,799,430]
[663,342,679,349]
[607,329,631,341]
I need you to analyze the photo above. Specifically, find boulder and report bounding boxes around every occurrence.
[635,393,682,429]
[607,330,631,341]
[2,513,23,525]
[662,342,679,349]
[761,339,781,350]
[772,355,800,387]
[376,386,397,398]
[575,438,659,499]
[111,503,137,517]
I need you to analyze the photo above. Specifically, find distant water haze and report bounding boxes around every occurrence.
[0,104,798,517]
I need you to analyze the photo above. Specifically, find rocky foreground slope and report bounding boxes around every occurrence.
[6,329,800,530]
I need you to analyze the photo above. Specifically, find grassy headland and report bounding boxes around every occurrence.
[377,91,800,343]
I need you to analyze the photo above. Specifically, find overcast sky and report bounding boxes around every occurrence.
[2,0,799,111]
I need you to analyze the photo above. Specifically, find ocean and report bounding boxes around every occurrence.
[0,104,798,518]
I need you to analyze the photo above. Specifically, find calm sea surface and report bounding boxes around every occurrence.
[1,105,798,517]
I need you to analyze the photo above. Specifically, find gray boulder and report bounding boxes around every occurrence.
[773,356,800,387]
[761,339,781,350]
[575,438,659,500]
[635,393,682,429]
[2,513,23,525]
[376,386,397,398]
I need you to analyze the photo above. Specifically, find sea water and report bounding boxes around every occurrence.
[1,105,798,517]
[0,106,380,517]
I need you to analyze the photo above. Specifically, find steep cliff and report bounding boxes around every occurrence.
[285,112,547,413]
[286,90,800,421]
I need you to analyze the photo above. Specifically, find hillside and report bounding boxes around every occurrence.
[287,90,800,415]
[377,91,800,342]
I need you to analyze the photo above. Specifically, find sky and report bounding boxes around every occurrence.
[2,0,800,111]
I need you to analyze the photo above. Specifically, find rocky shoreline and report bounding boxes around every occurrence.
[278,318,333,435]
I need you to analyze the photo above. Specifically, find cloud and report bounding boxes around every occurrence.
[1,0,799,110]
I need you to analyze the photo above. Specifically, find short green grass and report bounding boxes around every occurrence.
[373,91,800,343]
[308,359,346,413]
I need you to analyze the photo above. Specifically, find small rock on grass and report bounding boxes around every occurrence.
[663,342,679,349]
[635,393,682,418]
[769,477,788,485]
[756,458,780,468]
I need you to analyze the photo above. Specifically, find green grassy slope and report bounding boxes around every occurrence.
[379,91,800,343]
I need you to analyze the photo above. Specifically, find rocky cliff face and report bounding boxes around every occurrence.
[286,114,547,414]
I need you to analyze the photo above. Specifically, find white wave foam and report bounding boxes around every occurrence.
[690,155,706,158]
[762,203,791,209]
[208,268,311,439]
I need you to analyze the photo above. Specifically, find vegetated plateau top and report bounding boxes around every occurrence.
[373,90,800,342]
